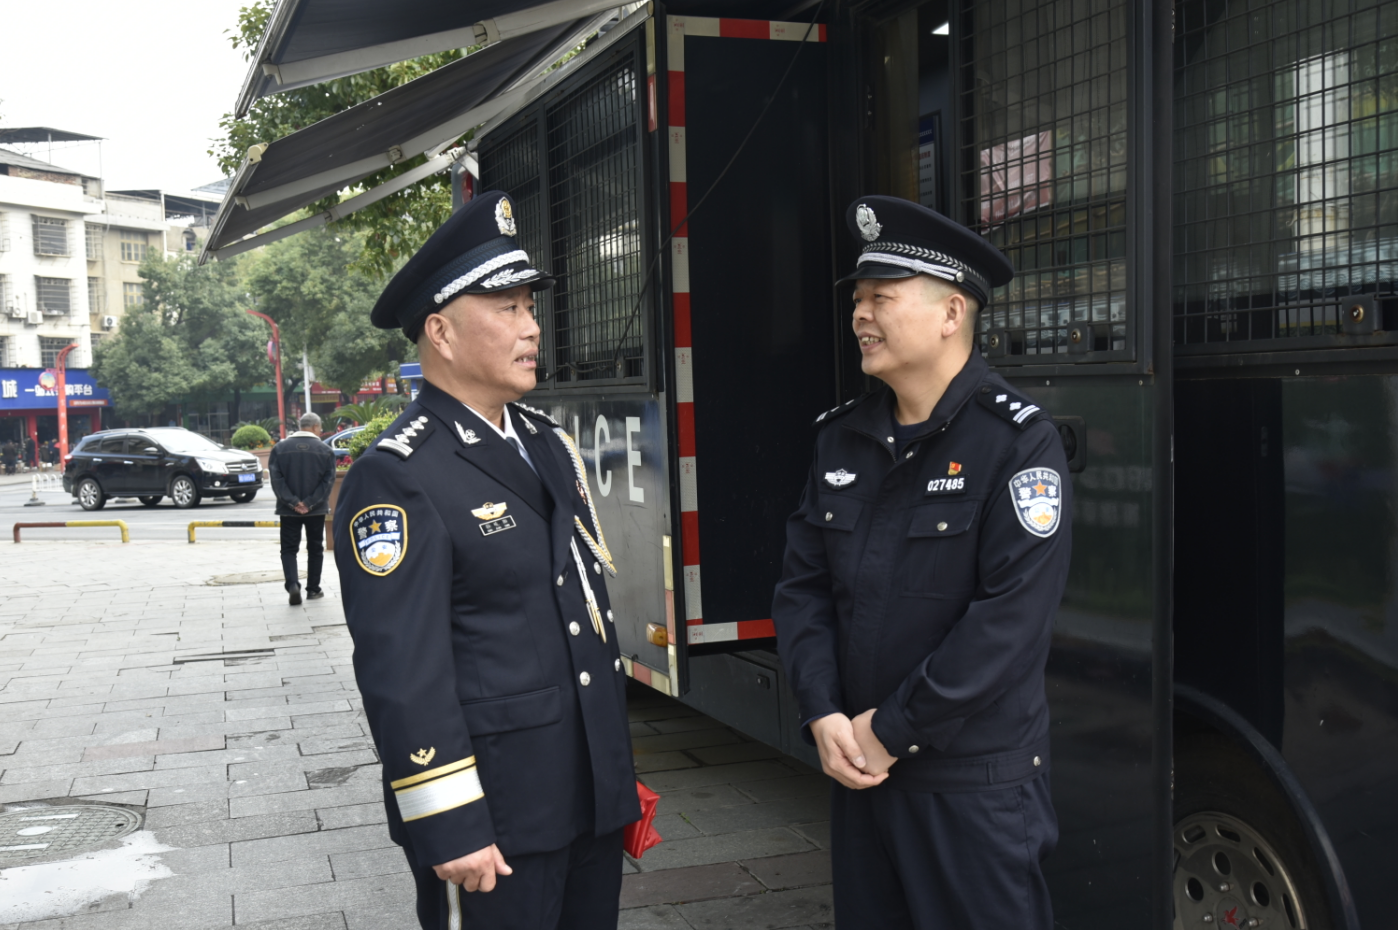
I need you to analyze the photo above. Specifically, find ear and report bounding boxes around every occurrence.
[419,310,458,363]
[942,291,970,341]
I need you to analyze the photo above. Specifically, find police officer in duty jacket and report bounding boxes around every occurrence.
[773,195,1072,929]
[334,190,639,930]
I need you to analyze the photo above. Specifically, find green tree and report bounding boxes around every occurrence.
[90,302,195,419]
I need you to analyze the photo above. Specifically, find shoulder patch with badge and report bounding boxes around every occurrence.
[351,505,408,575]
[977,386,1046,430]
[812,394,868,428]
[1008,468,1062,537]
[378,415,434,459]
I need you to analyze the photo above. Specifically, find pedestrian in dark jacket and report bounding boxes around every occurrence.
[269,412,338,605]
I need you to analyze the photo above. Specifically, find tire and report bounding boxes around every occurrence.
[76,477,105,511]
[229,490,256,503]
[169,475,202,509]
[1174,730,1335,930]
[138,496,162,507]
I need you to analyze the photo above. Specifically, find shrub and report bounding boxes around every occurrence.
[348,414,396,461]
[230,424,273,450]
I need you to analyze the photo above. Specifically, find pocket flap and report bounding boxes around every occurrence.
[908,501,979,538]
[806,494,866,532]
[460,686,562,736]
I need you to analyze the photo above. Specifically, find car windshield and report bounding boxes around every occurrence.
[141,429,224,454]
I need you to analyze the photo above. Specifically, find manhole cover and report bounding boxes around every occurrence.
[0,805,142,863]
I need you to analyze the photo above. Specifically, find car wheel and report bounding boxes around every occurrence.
[76,477,105,511]
[138,496,162,507]
[229,490,256,503]
[170,475,201,509]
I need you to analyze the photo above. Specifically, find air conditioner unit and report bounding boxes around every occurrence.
[6,304,23,320]
[26,311,42,325]
[102,315,117,331]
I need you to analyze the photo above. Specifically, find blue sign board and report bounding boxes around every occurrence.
[398,362,423,401]
[0,368,111,411]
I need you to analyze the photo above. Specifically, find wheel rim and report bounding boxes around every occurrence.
[173,478,194,505]
[79,481,98,507]
[1174,811,1308,930]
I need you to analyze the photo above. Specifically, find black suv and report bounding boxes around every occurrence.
[63,428,264,511]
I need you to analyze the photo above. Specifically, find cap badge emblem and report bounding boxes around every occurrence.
[856,204,882,241]
[455,422,481,445]
[472,502,508,520]
[824,468,857,489]
[495,197,517,236]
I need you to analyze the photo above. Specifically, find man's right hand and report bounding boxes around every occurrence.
[293,501,309,514]
[809,714,889,790]
[433,843,512,892]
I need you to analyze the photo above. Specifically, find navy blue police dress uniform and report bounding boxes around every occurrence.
[772,196,1072,930]
[333,191,639,930]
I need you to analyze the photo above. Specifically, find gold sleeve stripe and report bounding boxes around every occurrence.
[395,767,485,822]
[389,755,477,790]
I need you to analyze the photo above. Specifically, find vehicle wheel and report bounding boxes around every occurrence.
[138,496,162,507]
[76,477,105,511]
[170,475,202,509]
[1174,731,1335,930]
[229,490,256,503]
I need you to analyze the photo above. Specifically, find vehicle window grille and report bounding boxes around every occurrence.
[480,118,550,358]
[32,216,69,256]
[1173,0,1398,350]
[35,277,71,315]
[544,60,644,383]
[961,0,1130,360]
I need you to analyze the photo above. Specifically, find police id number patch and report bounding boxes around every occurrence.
[1008,468,1063,537]
[926,476,966,495]
[351,505,408,575]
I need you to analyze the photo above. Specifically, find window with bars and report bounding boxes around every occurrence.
[39,337,75,368]
[119,230,148,263]
[1173,0,1398,350]
[35,277,71,315]
[0,336,10,368]
[962,0,1130,359]
[123,282,144,308]
[32,216,69,256]
[0,275,11,316]
[85,224,102,261]
[88,277,103,314]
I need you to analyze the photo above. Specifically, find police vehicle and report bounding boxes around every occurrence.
[202,1,1395,926]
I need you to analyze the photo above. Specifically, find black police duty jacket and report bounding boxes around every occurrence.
[333,382,639,868]
[268,432,338,516]
[773,352,1072,793]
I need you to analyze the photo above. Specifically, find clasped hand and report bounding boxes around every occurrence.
[433,843,513,892]
[809,709,897,790]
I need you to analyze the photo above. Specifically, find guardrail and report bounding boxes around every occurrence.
[187,520,280,543]
[13,520,130,543]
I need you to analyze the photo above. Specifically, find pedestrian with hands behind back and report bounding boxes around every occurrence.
[269,412,337,605]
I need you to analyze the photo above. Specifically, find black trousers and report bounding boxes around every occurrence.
[830,773,1057,930]
[279,515,325,590]
[402,829,623,930]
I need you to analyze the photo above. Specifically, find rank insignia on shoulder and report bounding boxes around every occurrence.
[1009,468,1063,537]
[379,415,433,459]
[410,747,436,766]
[812,395,864,428]
[351,505,408,575]
[977,384,1045,429]
[455,422,481,445]
[824,468,857,489]
[471,501,507,520]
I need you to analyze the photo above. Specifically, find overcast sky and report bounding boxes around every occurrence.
[0,0,251,192]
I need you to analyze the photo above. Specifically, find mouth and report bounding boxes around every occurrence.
[858,334,885,350]
[514,353,538,369]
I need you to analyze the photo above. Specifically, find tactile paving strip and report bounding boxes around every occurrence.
[0,805,142,863]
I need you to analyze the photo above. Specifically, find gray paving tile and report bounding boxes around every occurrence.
[231,823,397,868]
[632,828,815,872]
[233,871,415,925]
[632,728,744,754]
[792,822,830,849]
[229,782,382,819]
[641,761,797,793]
[738,850,832,890]
[315,802,387,831]
[654,785,754,817]
[234,913,348,930]
[682,795,828,836]
[688,742,786,766]
[152,810,320,849]
[620,861,762,908]
[733,773,828,804]
[674,884,835,929]
[634,751,700,774]
[329,845,409,880]
[142,799,230,829]
[618,904,694,930]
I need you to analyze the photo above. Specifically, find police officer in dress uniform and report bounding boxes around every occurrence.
[772,195,1072,929]
[334,190,639,930]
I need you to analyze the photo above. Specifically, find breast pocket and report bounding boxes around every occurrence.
[902,500,980,597]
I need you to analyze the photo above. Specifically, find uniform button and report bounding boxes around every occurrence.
[1033,755,1042,767]
[556,574,566,586]
[579,672,591,686]
[937,521,948,531]
[886,436,894,443]
[905,450,914,459]
[824,512,833,522]
[607,609,614,622]
[614,658,622,671]
[569,621,581,636]
[908,745,920,754]
[593,561,601,574]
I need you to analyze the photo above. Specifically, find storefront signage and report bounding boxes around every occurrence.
[0,368,111,411]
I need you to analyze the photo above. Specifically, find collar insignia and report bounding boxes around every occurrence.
[495,197,516,236]
[472,502,507,520]
[455,422,481,445]
[410,747,435,766]
[856,203,882,241]
[824,468,857,489]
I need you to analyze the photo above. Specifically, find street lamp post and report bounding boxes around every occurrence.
[54,342,80,464]
[245,310,286,440]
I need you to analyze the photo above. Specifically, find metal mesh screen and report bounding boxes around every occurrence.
[480,119,550,357]
[961,0,1130,358]
[545,60,644,383]
[1173,0,1398,348]
[32,216,69,257]
[35,277,70,315]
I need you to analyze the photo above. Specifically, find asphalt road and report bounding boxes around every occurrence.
[0,480,282,543]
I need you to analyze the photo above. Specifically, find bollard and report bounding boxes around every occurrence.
[23,475,46,507]
[13,520,130,543]
[187,520,280,543]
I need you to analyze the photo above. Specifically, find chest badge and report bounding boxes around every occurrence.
[947,462,962,475]
[824,468,857,489]
[1009,468,1063,538]
[455,422,481,445]
[472,502,507,520]
[351,505,407,576]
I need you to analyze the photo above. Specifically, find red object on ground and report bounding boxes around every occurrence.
[623,782,662,859]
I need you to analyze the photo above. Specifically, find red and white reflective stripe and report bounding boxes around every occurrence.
[667,15,825,647]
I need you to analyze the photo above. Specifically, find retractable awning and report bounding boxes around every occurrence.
[235,0,621,117]
[202,19,591,263]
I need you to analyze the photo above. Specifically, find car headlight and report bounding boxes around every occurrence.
[196,458,229,474]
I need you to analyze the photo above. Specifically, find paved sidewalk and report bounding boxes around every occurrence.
[0,541,833,929]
